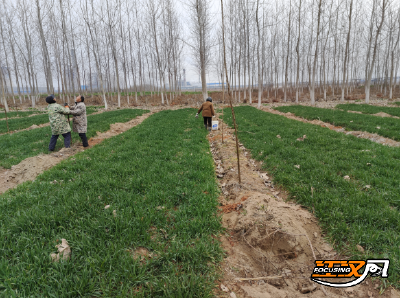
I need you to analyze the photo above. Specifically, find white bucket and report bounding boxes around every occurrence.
[212,120,219,130]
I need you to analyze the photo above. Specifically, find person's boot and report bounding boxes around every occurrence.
[207,127,211,132]
[204,124,208,130]
[79,133,89,147]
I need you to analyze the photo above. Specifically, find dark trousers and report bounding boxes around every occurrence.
[203,117,212,129]
[79,133,89,147]
[49,132,71,151]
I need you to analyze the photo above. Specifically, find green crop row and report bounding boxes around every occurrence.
[85,106,103,113]
[275,105,400,141]
[223,106,400,286]
[336,103,400,117]
[0,106,101,134]
[0,114,49,133]
[0,109,222,297]
[0,109,148,169]
[0,110,45,119]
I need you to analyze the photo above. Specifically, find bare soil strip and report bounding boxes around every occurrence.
[0,110,155,194]
[209,110,399,298]
[345,110,400,119]
[261,107,400,147]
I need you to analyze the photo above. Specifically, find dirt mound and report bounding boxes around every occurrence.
[0,147,83,194]
[90,112,155,141]
[209,110,399,298]
[373,112,399,118]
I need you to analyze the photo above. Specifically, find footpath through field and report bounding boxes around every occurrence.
[274,105,400,142]
[222,106,400,288]
[0,108,223,297]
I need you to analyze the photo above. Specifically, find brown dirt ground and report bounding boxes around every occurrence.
[209,110,400,298]
[0,110,155,194]
[261,107,400,147]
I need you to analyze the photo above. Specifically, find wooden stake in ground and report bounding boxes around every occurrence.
[221,0,241,184]
[4,107,9,133]
[221,104,224,144]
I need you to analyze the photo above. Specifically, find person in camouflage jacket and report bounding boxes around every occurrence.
[46,95,71,151]
[68,95,88,147]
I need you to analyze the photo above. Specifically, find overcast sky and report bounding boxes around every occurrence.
[177,0,221,84]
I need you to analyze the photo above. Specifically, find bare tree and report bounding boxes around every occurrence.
[188,0,214,101]
[365,0,388,103]
[81,0,108,109]
[35,0,54,94]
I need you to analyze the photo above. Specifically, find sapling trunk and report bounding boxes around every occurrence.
[1,73,9,133]
[222,102,224,144]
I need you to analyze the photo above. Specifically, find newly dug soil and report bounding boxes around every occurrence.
[262,107,400,147]
[209,109,400,298]
[0,110,154,194]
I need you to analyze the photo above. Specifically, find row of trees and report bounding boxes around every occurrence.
[1,0,400,111]
[0,0,184,111]
[218,0,400,107]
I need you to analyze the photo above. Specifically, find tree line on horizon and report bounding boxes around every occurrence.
[0,0,399,111]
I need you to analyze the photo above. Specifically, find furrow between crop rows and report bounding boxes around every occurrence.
[0,110,153,195]
[0,109,148,169]
[223,106,400,286]
[0,110,45,120]
[0,108,223,297]
[0,114,49,133]
[274,105,400,142]
[262,106,400,147]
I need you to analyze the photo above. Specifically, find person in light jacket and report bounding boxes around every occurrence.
[67,95,88,147]
[196,97,215,131]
